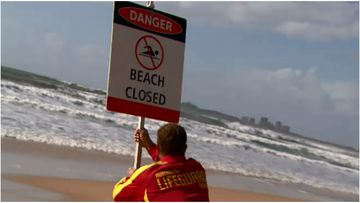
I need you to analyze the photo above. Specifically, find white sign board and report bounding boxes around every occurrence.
[107,2,187,122]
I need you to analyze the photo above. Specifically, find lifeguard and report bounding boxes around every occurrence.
[113,124,209,201]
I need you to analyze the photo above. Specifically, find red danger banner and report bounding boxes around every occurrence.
[119,7,183,35]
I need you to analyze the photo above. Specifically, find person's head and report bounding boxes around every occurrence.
[157,123,187,156]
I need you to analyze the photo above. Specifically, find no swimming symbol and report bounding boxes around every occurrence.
[135,35,164,71]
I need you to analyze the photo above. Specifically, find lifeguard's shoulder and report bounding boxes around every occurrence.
[187,158,206,169]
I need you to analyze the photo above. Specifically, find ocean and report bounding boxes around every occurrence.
[1,66,358,198]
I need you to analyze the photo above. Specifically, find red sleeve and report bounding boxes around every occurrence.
[147,145,159,161]
[113,163,155,201]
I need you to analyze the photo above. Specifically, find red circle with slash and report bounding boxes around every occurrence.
[135,35,164,71]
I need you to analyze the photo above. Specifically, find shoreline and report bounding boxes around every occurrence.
[1,137,357,201]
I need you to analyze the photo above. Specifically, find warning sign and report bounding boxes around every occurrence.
[106,1,187,123]
[135,35,164,71]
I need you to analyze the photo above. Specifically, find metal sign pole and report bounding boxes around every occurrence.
[133,1,154,170]
[134,116,144,169]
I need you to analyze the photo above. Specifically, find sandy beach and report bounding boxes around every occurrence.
[3,174,298,201]
[2,137,354,201]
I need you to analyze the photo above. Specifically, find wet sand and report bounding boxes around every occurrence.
[3,174,299,201]
[2,137,348,201]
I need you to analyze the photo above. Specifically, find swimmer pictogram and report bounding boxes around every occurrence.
[135,35,164,71]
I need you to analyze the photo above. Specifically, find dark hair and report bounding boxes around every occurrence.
[157,123,187,156]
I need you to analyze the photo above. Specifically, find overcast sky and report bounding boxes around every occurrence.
[1,1,359,149]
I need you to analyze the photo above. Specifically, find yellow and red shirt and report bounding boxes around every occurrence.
[113,146,209,201]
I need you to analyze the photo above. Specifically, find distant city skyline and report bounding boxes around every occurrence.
[1,2,359,148]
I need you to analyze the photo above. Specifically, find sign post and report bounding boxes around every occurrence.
[134,116,144,169]
[106,1,187,169]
